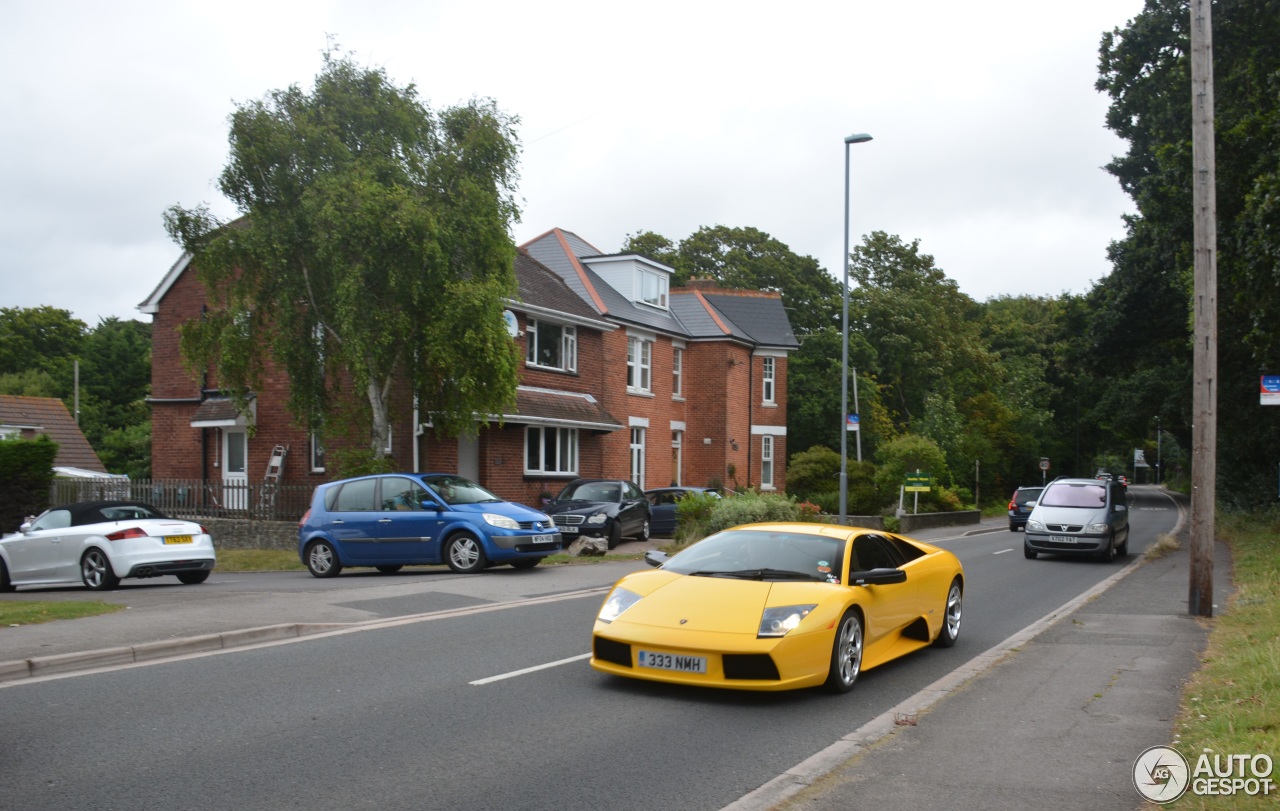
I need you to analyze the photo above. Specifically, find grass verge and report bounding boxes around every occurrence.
[0,600,124,626]
[1169,509,1280,808]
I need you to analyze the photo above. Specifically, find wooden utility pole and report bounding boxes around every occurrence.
[1189,0,1217,617]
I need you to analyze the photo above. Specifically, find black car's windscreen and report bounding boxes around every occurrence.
[559,482,621,502]
[664,530,846,581]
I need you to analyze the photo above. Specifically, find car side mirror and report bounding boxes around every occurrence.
[1115,504,1127,512]
[644,550,669,568]
[849,567,907,586]
[19,521,33,534]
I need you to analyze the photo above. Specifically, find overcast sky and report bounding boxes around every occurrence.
[2,0,1145,327]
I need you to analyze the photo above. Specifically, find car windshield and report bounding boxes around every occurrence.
[663,530,845,582]
[558,482,621,502]
[1040,483,1107,508]
[420,475,502,506]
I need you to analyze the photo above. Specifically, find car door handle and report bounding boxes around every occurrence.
[378,518,393,523]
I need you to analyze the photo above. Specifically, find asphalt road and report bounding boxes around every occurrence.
[0,488,1180,811]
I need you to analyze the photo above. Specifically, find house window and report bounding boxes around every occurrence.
[671,430,683,486]
[630,427,646,488]
[627,337,652,393]
[672,348,683,398]
[762,357,776,405]
[525,426,578,475]
[761,435,774,490]
[310,433,326,473]
[526,318,577,372]
[637,268,668,309]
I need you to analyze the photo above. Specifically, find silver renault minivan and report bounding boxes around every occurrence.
[1024,477,1130,561]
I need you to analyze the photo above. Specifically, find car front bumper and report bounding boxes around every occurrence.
[1024,532,1109,555]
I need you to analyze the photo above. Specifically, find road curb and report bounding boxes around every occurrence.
[0,622,352,683]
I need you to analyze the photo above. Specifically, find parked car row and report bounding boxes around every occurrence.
[1,476,730,590]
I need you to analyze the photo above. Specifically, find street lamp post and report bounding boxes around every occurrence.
[840,132,873,526]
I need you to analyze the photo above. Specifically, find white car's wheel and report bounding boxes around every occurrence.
[81,548,120,591]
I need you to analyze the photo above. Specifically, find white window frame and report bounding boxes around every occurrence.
[526,318,577,373]
[671,429,683,486]
[630,427,646,489]
[310,433,326,473]
[636,268,668,309]
[525,426,579,475]
[761,435,775,490]
[762,357,776,405]
[627,337,652,393]
[672,347,684,399]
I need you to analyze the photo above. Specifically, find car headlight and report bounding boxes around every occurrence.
[483,513,520,530]
[598,588,642,623]
[1027,519,1044,531]
[1087,522,1111,534]
[586,513,608,525]
[758,605,817,638]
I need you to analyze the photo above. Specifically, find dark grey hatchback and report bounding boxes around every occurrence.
[1007,485,1044,531]
[298,473,560,576]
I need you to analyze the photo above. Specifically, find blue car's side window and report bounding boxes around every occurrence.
[334,479,377,511]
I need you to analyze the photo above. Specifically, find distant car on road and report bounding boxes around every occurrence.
[0,501,216,591]
[645,486,721,537]
[544,478,651,549]
[298,473,559,577]
[1024,477,1130,561]
[1006,485,1044,532]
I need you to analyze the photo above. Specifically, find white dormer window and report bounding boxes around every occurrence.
[637,268,668,309]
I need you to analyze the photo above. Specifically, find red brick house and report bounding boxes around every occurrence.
[138,227,797,510]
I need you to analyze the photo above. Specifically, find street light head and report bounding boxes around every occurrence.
[845,133,873,144]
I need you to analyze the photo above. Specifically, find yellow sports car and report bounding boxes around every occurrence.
[590,522,964,693]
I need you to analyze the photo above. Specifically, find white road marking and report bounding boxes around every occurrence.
[471,653,591,685]
[993,548,1012,555]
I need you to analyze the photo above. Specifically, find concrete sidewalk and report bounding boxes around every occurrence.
[730,531,1232,811]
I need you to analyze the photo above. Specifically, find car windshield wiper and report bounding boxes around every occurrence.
[687,568,824,581]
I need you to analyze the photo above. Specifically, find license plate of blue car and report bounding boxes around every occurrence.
[532,534,557,544]
[638,650,707,673]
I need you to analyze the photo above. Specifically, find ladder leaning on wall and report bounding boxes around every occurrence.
[259,444,289,517]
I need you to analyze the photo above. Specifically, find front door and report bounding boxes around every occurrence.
[458,435,479,481]
[223,429,248,510]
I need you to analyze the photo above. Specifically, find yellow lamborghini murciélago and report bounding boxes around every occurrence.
[590,522,964,693]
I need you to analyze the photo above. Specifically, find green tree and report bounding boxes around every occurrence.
[0,306,86,378]
[1097,0,1280,503]
[165,50,523,466]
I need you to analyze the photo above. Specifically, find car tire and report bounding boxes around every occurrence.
[0,559,13,593]
[606,522,622,550]
[81,548,120,591]
[823,609,864,694]
[510,558,540,570]
[375,565,403,574]
[1116,534,1129,556]
[177,571,210,585]
[933,578,963,648]
[305,540,343,578]
[445,533,487,574]
[636,518,650,542]
[1099,533,1116,562]
[1024,543,1038,560]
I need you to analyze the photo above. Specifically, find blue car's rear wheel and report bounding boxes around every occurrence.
[306,540,343,578]
[824,609,863,694]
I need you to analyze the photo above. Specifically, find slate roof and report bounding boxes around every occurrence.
[0,395,108,473]
[521,227,798,349]
[512,249,611,327]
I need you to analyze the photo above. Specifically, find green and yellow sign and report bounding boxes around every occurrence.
[904,474,932,492]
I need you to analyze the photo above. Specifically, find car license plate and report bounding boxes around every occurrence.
[560,526,578,534]
[532,534,557,544]
[638,650,707,673]
[1051,536,1079,544]
[164,535,193,545]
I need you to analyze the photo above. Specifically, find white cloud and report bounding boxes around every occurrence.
[1,0,1143,324]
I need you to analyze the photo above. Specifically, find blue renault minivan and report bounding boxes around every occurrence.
[298,473,561,576]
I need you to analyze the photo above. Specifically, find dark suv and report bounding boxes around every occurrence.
[544,478,651,549]
[298,473,560,576]
[1007,485,1044,531]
